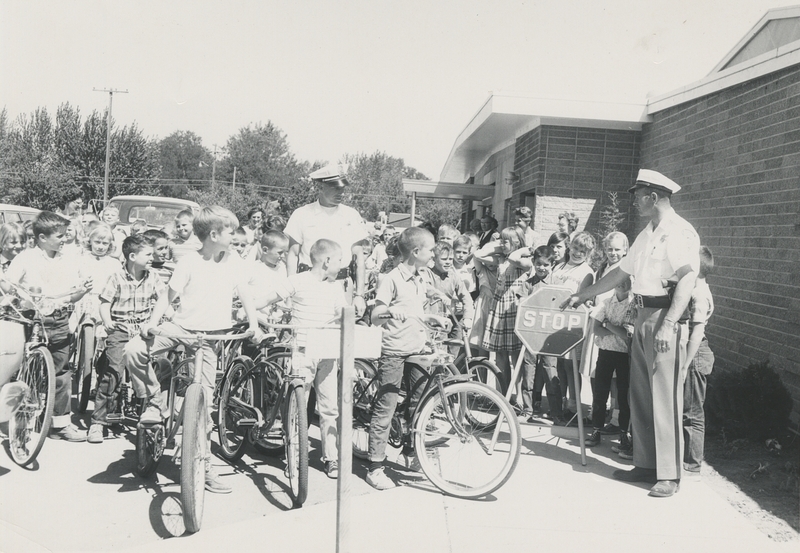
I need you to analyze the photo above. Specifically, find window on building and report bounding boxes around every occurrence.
[723,17,800,70]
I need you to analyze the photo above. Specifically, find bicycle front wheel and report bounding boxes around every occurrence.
[181,384,207,533]
[284,382,308,507]
[77,325,95,413]
[414,381,520,499]
[9,346,55,466]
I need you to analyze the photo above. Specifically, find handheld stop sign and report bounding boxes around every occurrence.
[514,286,589,357]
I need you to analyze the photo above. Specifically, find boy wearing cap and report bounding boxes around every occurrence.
[563,169,700,498]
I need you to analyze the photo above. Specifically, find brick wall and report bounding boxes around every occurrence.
[511,125,639,240]
[640,63,800,426]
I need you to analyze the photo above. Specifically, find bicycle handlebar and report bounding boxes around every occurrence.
[147,328,255,342]
[256,315,340,331]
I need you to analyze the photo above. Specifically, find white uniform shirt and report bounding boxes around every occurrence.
[620,209,700,296]
[284,201,368,267]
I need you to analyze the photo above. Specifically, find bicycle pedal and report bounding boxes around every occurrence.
[236,418,257,427]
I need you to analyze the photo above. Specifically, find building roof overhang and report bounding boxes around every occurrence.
[402,179,494,202]
[649,5,800,114]
[439,93,649,184]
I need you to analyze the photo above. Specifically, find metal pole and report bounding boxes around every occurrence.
[232,166,237,192]
[410,191,416,227]
[93,88,128,203]
[336,306,355,553]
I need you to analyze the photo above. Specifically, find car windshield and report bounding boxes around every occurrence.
[123,204,186,228]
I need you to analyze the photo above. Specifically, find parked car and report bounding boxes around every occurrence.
[105,195,200,233]
[0,204,40,224]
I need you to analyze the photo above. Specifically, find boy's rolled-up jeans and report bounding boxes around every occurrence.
[293,351,339,463]
[124,321,219,458]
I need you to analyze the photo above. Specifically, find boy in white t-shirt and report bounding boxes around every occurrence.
[124,206,262,494]
[256,239,346,479]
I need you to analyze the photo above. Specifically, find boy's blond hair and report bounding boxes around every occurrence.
[398,227,433,258]
[309,238,342,265]
[193,206,238,241]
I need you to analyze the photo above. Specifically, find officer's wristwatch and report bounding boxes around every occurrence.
[663,318,679,332]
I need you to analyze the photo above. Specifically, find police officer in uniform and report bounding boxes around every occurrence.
[562,169,700,498]
[285,164,369,315]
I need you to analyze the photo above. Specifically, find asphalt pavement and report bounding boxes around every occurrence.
[0,403,796,552]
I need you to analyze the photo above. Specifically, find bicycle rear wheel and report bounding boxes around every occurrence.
[351,359,377,460]
[414,381,520,499]
[9,346,55,466]
[77,325,95,413]
[181,384,207,533]
[218,359,256,462]
[284,382,308,507]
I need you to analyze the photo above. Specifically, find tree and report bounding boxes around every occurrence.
[218,122,303,188]
[341,151,415,221]
[157,130,213,185]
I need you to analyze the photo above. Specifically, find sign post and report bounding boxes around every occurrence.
[512,286,590,465]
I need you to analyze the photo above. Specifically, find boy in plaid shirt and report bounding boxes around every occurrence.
[89,235,166,443]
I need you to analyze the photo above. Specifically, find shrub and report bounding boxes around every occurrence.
[706,360,793,440]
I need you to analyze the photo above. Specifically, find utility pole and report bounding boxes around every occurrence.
[211,145,218,191]
[232,166,237,192]
[93,87,129,203]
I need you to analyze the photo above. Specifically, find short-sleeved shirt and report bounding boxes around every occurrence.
[99,267,167,334]
[170,234,202,263]
[374,264,427,356]
[419,266,475,323]
[551,260,594,294]
[169,251,247,330]
[5,247,81,302]
[620,209,700,296]
[284,201,368,267]
[521,227,542,248]
[689,278,714,331]
[275,272,346,349]
[591,292,634,353]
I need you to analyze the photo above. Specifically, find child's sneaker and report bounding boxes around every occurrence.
[205,464,232,494]
[585,429,601,447]
[366,467,396,490]
[87,424,104,444]
[600,423,620,435]
[49,424,87,442]
[139,404,162,425]
[613,431,633,459]
[325,460,339,479]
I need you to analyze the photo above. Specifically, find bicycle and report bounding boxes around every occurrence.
[0,282,58,467]
[352,314,521,499]
[217,317,315,508]
[133,327,253,533]
[427,294,507,394]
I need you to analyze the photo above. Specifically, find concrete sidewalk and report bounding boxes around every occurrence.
[122,423,793,553]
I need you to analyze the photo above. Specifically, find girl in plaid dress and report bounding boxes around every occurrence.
[480,226,527,390]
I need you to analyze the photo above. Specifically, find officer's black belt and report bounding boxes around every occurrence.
[634,294,671,309]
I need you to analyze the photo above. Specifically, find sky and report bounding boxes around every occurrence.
[0,0,795,179]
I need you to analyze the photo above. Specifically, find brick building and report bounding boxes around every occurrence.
[416,7,800,426]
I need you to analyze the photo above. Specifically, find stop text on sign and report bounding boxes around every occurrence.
[520,311,583,331]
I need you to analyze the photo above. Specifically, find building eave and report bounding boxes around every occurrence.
[439,93,648,184]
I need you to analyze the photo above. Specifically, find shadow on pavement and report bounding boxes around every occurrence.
[148,491,186,538]
[224,453,295,512]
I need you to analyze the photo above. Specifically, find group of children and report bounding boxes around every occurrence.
[0,201,716,494]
